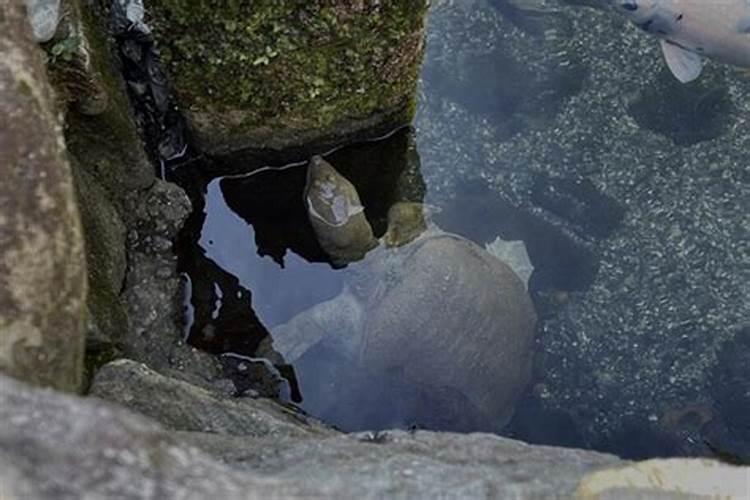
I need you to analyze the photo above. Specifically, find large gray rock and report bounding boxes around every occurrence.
[118,180,227,385]
[145,1,428,157]
[416,0,749,453]
[91,359,332,438]
[56,0,155,352]
[0,372,288,499]
[1,370,629,499]
[0,0,87,392]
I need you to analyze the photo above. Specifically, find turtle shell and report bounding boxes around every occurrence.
[359,231,536,429]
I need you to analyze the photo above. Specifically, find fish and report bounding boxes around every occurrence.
[611,0,750,82]
[24,0,61,43]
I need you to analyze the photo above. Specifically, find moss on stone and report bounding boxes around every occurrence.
[0,1,87,393]
[147,1,427,152]
[57,0,153,205]
[49,0,155,352]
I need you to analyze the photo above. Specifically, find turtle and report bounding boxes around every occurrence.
[274,157,537,432]
[304,155,378,267]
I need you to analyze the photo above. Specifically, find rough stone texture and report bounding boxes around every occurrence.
[415,0,749,454]
[32,0,157,355]
[119,179,229,385]
[0,0,87,392]
[0,372,285,500]
[182,430,627,498]
[576,458,750,499]
[91,359,332,438]
[59,0,154,200]
[1,370,633,500]
[146,0,428,155]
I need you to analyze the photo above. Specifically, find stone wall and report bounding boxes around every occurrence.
[147,0,428,155]
[0,0,87,392]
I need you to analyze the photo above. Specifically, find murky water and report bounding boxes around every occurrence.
[173,0,749,459]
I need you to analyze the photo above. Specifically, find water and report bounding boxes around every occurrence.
[173,0,749,459]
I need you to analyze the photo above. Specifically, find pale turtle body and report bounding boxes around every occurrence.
[275,172,537,430]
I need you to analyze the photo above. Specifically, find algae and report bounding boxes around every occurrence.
[147,1,428,152]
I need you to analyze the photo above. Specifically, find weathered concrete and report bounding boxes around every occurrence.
[0,0,87,392]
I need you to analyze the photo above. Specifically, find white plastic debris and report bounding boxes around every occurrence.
[485,236,534,290]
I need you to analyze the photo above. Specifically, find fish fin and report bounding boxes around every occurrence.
[659,40,703,83]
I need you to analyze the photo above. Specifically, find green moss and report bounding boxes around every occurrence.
[48,0,154,352]
[50,0,153,206]
[82,340,121,393]
[149,1,427,150]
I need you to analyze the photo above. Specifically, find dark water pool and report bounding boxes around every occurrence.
[172,0,749,460]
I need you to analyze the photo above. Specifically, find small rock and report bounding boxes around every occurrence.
[23,0,61,42]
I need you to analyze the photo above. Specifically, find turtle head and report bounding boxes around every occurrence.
[306,155,333,188]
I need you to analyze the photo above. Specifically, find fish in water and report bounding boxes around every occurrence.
[611,0,750,82]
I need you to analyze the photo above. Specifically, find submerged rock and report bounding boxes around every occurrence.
[530,174,625,239]
[709,327,750,457]
[0,1,87,392]
[627,69,733,146]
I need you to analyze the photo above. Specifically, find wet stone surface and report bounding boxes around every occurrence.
[2,371,628,500]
